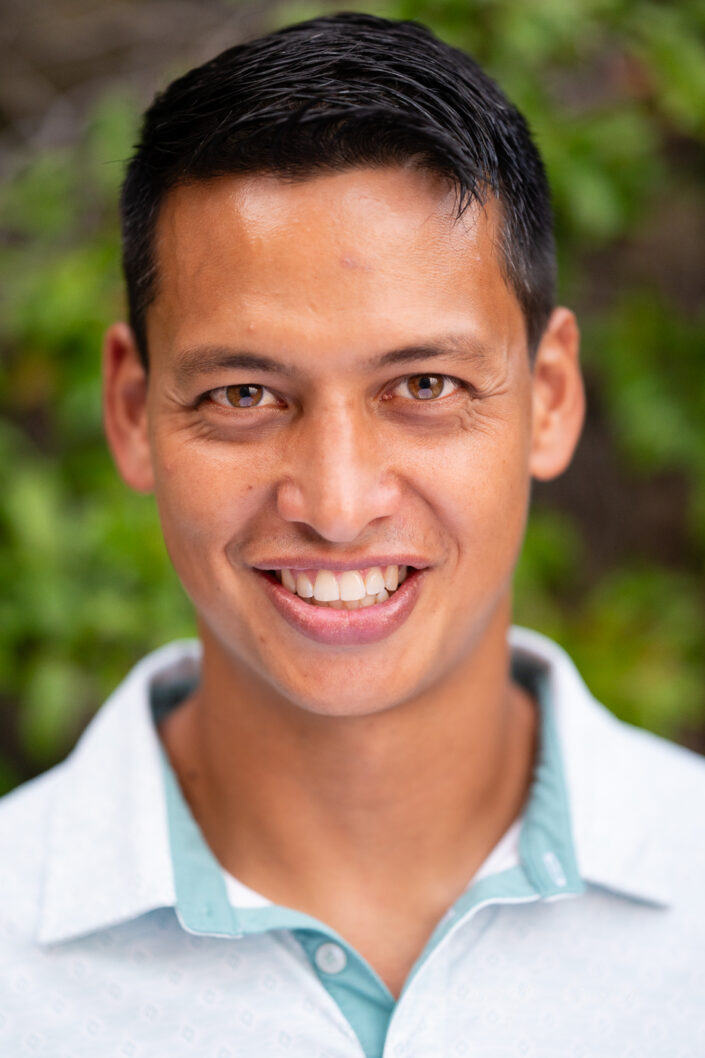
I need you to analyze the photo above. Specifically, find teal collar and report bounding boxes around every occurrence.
[515,656,584,898]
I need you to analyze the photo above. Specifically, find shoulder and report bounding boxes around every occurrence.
[611,709,705,786]
[600,708,705,852]
[564,665,705,905]
[580,690,705,817]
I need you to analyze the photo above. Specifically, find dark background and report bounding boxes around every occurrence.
[1,0,704,793]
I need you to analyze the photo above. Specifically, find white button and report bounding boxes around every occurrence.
[542,850,567,888]
[314,942,347,975]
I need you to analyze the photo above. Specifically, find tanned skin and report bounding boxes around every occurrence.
[103,167,584,996]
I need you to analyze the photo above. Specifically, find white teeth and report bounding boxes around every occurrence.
[339,570,366,601]
[364,567,385,595]
[313,569,339,602]
[282,568,297,593]
[296,572,314,598]
[276,563,410,606]
[383,566,399,592]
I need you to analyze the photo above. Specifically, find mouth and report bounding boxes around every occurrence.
[254,563,425,646]
[265,564,409,608]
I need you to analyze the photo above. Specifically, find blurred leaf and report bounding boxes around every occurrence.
[563,566,705,736]
[19,656,89,763]
[634,5,705,136]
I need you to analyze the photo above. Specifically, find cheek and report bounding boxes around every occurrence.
[151,434,266,565]
[406,416,531,549]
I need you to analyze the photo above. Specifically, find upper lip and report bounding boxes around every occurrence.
[251,556,429,572]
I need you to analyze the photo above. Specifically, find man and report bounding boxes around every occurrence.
[1,13,703,1057]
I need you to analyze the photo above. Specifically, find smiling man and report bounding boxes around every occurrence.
[2,13,704,1058]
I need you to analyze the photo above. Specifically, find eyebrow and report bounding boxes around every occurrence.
[369,337,489,370]
[173,349,301,384]
[172,335,491,384]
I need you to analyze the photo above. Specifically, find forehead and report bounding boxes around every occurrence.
[147,167,526,368]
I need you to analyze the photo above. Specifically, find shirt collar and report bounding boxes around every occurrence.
[510,627,671,907]
[36,641,200,945]
[36,628,669,945]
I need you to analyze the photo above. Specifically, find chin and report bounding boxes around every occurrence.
[289,689,404,720]
[268,661,415,720]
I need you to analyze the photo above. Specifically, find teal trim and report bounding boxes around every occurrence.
[160,746,238,936]
[518,668,585,898]
[296,930,394,1058]
[155,651,586,1058]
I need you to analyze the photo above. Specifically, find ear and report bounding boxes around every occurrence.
[102,322,154,493]
[529,307,585,481]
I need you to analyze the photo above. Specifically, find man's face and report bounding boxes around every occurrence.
[120,166,572,716]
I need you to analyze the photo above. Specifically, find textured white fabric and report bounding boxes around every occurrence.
[1,628,704,1057]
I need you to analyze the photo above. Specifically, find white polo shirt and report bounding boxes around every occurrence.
[1,627,704,1056]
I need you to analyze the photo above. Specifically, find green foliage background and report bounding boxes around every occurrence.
[1,0,704,793]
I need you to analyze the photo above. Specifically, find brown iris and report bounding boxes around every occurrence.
[407,374,444,400]
[225,384,264,408]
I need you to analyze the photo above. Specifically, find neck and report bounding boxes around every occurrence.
[159,601,537,994]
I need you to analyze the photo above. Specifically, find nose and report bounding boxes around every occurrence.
[276,401,402,543]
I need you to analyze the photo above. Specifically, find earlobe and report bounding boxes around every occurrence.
[528,307,585,482]
[102,322,154,493]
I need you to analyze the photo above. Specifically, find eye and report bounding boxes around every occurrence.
[392,374,462,401]
[207,384,280,409]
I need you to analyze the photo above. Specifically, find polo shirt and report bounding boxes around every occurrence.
[1,627,704,1056]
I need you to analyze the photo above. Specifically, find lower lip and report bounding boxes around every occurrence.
[257,569,426,646]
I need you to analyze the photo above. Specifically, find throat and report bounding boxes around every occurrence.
[309,892,455,1000]
[159,633,538,999]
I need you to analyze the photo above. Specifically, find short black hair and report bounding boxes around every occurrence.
[120,12,555,365]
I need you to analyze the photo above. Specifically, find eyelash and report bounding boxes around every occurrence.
[202,374,471,411]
